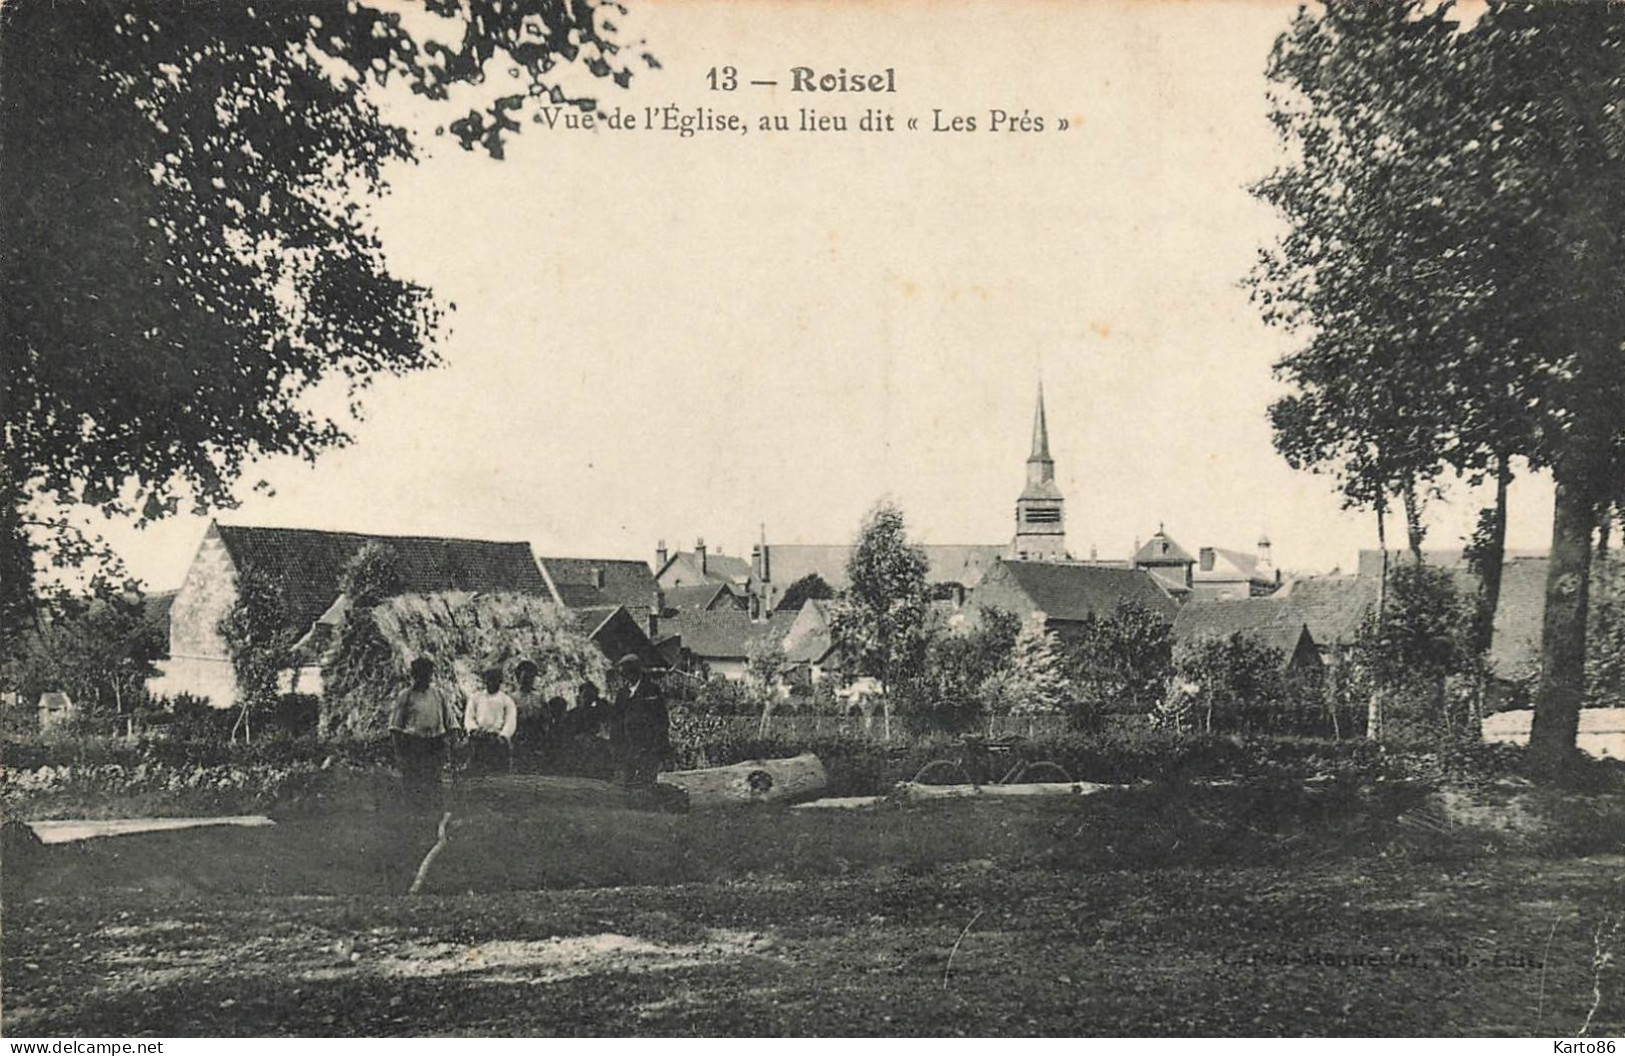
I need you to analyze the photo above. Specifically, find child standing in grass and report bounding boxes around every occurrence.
[389,657,460,812]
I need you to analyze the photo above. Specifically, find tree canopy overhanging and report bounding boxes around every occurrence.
[1250,0,1625,768]
[0,0,654,628]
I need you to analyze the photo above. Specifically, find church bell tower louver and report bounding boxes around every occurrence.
[1012,381,1067,561]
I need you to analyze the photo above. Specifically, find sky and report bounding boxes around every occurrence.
[94,0,1554,591]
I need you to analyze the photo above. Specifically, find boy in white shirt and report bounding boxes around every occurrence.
[464,667,517,773]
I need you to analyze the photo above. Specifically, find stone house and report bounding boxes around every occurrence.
[654,539,754,594]
[661,608,798,681]
[1191,539,1280,600]
[965,559,1179,640]
[153,522,552,706]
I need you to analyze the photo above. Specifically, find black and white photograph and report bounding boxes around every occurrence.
[2,0,1623,1039]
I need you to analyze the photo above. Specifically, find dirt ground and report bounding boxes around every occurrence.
[3,791,1623,1037]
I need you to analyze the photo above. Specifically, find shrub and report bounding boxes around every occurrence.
[688,676,774,717]
[1355,563,1480,745]
[1060,601,1175,723]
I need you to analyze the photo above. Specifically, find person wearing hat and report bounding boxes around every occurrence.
[464,665,518,774]
[610,653,669,797]
[389,657,461,812]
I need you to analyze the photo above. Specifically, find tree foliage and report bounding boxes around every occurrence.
[217,566,297,743]
[828,501,933,699]
[1169,633,1288,735]
[983,615,1069,717]
[338,541,405,610]
[776,573,835,612]
[1352,562,1478,744]
[0,593,165,723]
[1061,601,1175,723]
[1,0,652,625]
[1584,557,1625,709]
[1250,0,1625,768]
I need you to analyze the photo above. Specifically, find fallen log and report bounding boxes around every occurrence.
[790,795,887,811]
[658,753,828,809]
[891,780,1121,802]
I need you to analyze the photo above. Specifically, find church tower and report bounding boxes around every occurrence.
[1012,382,1067,561]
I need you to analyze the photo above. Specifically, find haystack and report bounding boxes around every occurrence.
[320,591,607,738]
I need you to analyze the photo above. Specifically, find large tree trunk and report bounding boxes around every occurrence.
[1528,471,1601,773]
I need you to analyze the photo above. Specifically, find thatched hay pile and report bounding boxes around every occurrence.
[320,591,607,738]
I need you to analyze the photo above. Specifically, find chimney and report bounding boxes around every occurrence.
[655,539,668,570]
[695,537,707,574]
[1257,533,1274,574]
[1199,547,1216,572]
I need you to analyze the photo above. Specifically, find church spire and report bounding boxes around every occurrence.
[1029,381,1052,464]
[1013,378,1066,561]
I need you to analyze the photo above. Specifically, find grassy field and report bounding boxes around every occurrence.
[4,783,1623,1037]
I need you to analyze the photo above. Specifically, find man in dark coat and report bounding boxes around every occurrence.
[610,654,669,793]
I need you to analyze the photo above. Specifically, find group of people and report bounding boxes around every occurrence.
[386,653,671,812]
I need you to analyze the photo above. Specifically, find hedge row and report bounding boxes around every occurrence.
[6,721,1618,819]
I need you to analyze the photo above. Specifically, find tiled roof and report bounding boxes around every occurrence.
[664,609,796,660]
[568,604,623,639]
[761,545,855,591]
[570,605,665,669]
[1197,547,1270,583]
[660,550,753,586]
[1134,531,1195,566]
[1355,547,1547,580]
[214,524,548,631]
[1173,597,1315,663]
[994,560,1179,623]
[1277,575,1379,647]
[762,543,1004,592]
[537,556,657,614]
[1477,554,1625,679]
[660,582,741,613]
[781,599,839,664]
[922,545,1007,588]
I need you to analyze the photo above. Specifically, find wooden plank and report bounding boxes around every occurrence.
[27,816,276,844]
